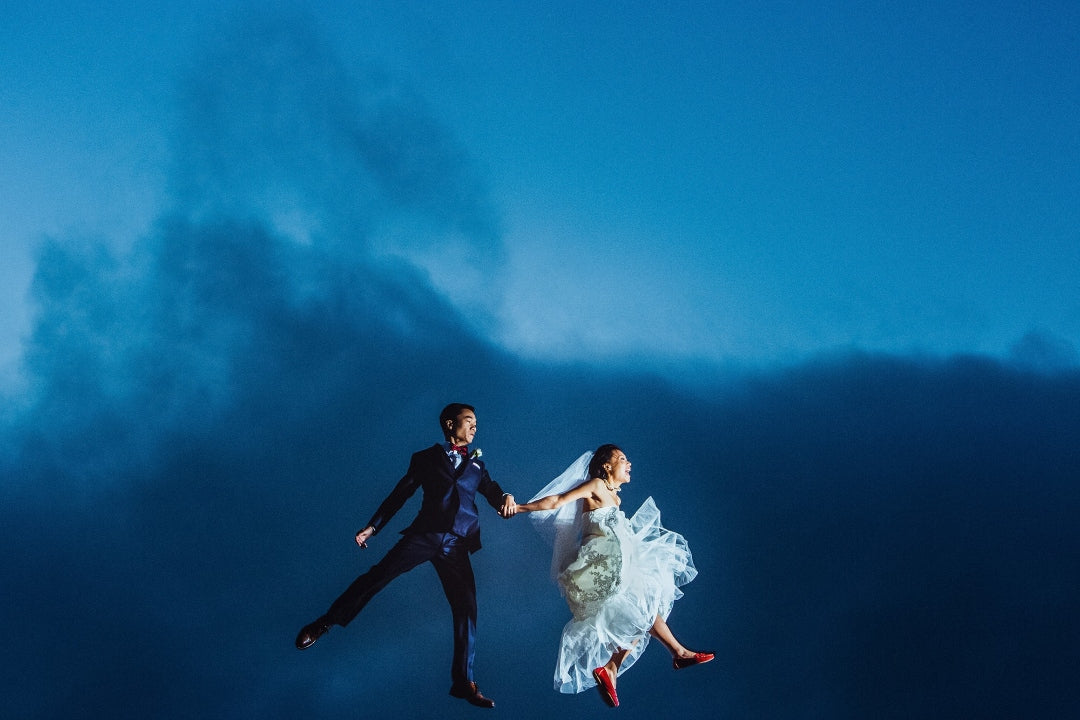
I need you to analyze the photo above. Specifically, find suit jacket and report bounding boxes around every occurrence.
[365,444,507,553]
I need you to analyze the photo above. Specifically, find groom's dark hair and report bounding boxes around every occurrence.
[589,444,622,479]
[440,403,476,439]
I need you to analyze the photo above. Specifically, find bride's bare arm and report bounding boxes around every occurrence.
[516,478,599,513]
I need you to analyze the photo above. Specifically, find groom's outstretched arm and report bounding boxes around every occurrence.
[359,455,423,542]
[477,463,517,517]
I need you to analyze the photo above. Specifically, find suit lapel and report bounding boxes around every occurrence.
[432,443,469,478]
[453,456,472,479]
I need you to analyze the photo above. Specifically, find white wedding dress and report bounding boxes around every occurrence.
[550,497,697,693]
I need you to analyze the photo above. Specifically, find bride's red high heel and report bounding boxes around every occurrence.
[592,667,619,707]
[672,651,715,670]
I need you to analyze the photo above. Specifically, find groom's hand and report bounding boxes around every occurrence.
[355,526,375,548]
[499,494,517,518]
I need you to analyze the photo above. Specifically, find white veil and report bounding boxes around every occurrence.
[527,451,593,583]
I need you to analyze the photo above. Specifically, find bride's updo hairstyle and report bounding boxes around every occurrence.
[588,444,622,480]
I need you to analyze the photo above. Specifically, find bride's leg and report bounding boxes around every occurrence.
[603,641,638,688]
[648,615,698,660]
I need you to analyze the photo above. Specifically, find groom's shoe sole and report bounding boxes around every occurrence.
[449,682,495,708]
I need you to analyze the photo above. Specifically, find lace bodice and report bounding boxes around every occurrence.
[580,505,620,539]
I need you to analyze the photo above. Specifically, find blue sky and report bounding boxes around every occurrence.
[2,2,1079,718]
[4,1,1079,381]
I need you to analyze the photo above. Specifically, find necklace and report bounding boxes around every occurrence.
[604,480,619,493]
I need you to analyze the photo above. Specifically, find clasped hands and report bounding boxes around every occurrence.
[498,493,518,519]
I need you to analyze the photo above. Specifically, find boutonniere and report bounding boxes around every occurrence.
[470,448,483,460]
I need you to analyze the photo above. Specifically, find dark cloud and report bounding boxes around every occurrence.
[1009,329,1080,374]
[701,355,1080,717]
[3,18,1078,720]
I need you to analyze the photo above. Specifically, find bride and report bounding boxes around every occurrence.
[513,444,714,707]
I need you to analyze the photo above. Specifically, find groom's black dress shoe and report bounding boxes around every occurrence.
[295,617,331,650]
[449,681,495,708]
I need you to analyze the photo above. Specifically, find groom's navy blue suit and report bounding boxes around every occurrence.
[325,443,508,687]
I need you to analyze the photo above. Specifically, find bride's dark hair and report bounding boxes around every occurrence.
[588,444,622,480]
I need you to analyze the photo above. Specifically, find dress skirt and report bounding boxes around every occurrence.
[552,497,697,693]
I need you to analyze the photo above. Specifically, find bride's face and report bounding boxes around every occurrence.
[606,452,631,485]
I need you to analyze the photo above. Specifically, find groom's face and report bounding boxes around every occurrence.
[446,409,478,446]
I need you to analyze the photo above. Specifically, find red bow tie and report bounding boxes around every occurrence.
[451,445,468,456]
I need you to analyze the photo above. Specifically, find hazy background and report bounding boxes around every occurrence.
[3,3,1078,718]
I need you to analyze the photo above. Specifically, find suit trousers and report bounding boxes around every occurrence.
[325,531,478,687]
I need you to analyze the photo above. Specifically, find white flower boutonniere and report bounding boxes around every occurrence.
[470,448,483,460]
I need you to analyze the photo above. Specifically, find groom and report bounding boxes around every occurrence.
[295,403,517,708]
